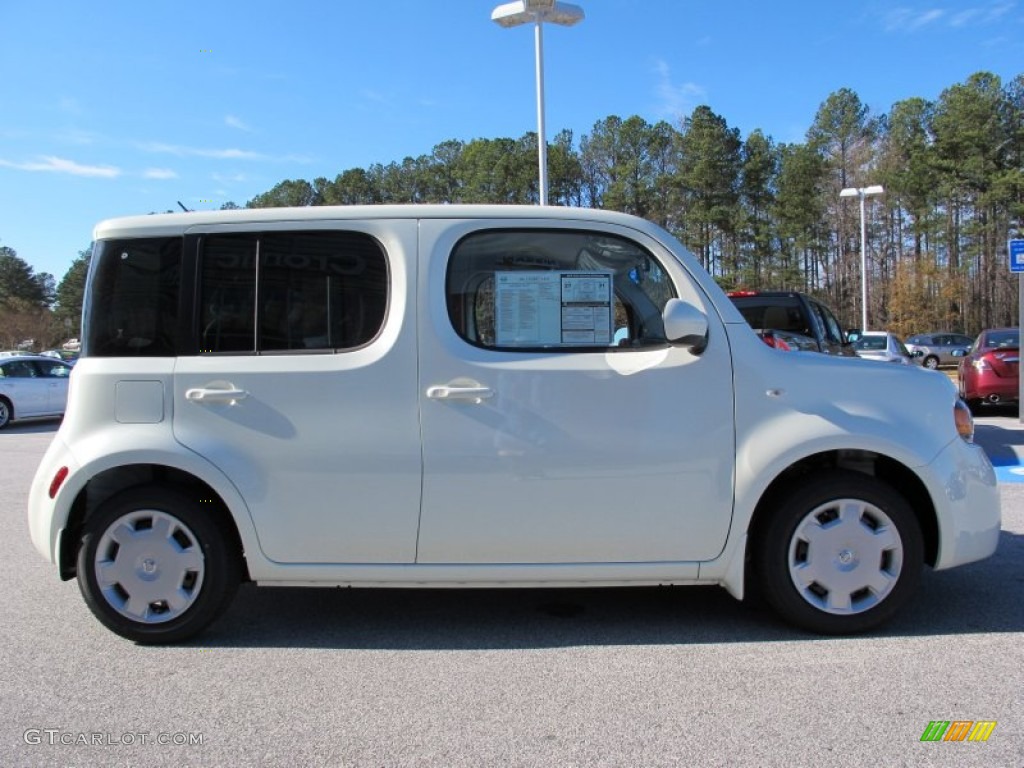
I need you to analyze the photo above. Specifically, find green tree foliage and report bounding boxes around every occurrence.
[0,243,58,349]
[0,244,48,310]
[674,106,742,280]
[54,245,92,334]
[247,178,320,208]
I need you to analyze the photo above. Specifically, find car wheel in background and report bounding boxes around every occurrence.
[923,355,939,369]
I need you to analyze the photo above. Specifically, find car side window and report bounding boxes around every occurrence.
[84,237,182,357]
[447,229,677,350]
[199,230,388,354]
[4,361,37,378]
[34,361,70,378]
[811,301,845,345]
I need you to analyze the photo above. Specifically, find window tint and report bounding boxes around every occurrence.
[199,231,387,354]
[447,230,677,350]
[84,238,182,357]
[811,301,845,345]
[34,360,71,378]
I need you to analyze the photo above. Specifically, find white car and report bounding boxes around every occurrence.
[27,206,1000,643]
[852,331,918,365]
[0,355,72,429]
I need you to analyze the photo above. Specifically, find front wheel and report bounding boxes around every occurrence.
[923,355,939,370]
[0,398,11,429]
[77,486,240,644]
[756,471,923,634]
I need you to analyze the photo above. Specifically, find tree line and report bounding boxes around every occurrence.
[4,70,1021,349]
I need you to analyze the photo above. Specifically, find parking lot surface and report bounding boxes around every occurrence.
[2,418,1022,767]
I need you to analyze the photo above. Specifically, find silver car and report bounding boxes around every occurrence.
[0,355,72,429]
[852,332,918,365]
[905,332,975,369]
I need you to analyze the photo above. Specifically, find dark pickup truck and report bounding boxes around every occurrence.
[727,290,858,357]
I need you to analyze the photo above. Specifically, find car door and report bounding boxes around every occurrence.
[31,359,71,413]
[416,220,736,564]
[0,360,48,418]
[172,222,423,564]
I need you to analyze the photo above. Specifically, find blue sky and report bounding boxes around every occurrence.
[1,0,1021,282]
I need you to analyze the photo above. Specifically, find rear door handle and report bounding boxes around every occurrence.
[185,385,249,405]
[426,385,494,402]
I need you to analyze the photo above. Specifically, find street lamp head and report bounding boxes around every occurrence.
[839,185,885,199]
[491,0,585,27]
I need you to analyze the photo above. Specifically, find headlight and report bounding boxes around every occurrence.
[954,399,974,443]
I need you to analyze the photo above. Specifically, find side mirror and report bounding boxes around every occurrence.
[951,348,966,358]
[662,299,708,354]
[912,349,924,357]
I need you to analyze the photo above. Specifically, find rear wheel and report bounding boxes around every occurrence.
[0,398,10,429]
[77,486,240,644]
[756,470,923,634]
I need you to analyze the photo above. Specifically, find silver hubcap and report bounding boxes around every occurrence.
[788,498,903,615]
[94,510,205,624]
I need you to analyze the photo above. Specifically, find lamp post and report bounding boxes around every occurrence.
[491,0,584,206]
[839,184,884,332]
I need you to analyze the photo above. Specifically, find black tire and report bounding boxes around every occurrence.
[966,399,983,415]
[0,397,10,429]
[77,485,240,644]
[923,355,939,370]
[755,470,923,634]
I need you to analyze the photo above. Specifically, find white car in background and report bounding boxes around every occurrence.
[0,355,73,429]
[851,331,918,365]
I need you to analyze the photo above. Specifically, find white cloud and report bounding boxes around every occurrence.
[884,8,944,31]
[212,172,249,183]
[143,168,178,179]
[653,59,706,121]
[54,128,100,146]
[884,3,1015,31]
[225,115,252,132]
[0,155,120,178]
[138,141,264,160]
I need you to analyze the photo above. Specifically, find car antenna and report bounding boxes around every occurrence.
[177,201,192,212]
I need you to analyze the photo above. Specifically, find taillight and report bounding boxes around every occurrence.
[48,466,69,499]
[762,333,791,352]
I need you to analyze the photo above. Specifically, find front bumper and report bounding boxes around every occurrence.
[927,436,1000,570]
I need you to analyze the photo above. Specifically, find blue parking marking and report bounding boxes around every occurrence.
[988,456,1024,483]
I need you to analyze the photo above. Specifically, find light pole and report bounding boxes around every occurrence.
[492,0,584,206]
[839,185,884,332]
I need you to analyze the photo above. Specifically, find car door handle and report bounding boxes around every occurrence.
[185,385,249,405]
[426,385,494,402]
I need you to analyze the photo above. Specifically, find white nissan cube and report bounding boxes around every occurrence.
[28,206,1000,643]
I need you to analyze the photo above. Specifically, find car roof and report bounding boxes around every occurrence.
[0,355,69,363]
[93,205,665,241]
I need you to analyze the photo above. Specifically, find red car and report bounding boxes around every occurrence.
[957,327,1019,412]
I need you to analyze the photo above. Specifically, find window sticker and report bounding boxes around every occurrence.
[495,270,613,347]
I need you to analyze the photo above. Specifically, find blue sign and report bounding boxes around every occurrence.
[1010,239,1024,272]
